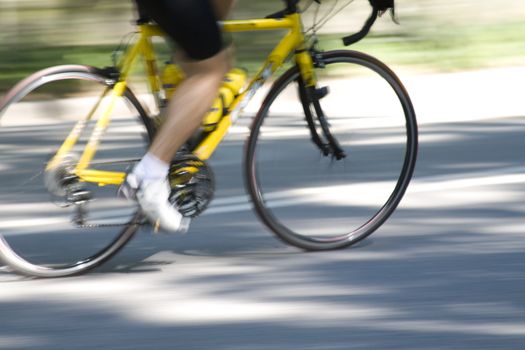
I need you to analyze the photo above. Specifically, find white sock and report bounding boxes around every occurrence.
[133,152,169,183]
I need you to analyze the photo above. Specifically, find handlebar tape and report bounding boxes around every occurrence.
[342,8,378,46]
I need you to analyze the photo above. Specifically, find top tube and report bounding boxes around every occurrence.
[134,1,301,24]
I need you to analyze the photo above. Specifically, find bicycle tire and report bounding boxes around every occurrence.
[0,65,153,277]
[245,50,418,251]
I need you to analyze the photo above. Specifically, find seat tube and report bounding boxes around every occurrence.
[75,81,128,173]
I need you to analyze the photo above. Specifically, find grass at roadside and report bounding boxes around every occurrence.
[318,21,525,71]
[1,21,524,94]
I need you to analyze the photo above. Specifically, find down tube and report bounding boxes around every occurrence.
[193,24,303,159]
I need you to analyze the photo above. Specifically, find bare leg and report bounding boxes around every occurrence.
[124,0,237,233]
[149,50,230,162]
[123,54,229,232]
[148,0,236,163]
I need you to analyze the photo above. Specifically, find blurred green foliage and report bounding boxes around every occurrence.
[0,0,524,92]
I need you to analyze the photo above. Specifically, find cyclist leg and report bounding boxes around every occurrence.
[150,0,235,163]
[149,51,231,161]
[127,0,235,232]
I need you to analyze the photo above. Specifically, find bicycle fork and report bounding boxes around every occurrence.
[296,64,346,160]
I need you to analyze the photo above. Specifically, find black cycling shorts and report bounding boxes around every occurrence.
[135,0,223,60]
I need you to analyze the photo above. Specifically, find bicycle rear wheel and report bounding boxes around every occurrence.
[0,65,153,277]
[245,50,418,250]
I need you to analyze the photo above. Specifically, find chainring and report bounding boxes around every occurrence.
[168,154,215,218]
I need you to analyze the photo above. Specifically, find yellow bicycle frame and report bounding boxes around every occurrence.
[48,13,316,187]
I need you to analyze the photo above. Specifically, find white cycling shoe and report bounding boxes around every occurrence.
[119,173,190,234]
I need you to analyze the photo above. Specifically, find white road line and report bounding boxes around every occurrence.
[1,166,524,227]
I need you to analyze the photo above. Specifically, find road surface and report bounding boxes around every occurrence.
[0,67,524,349]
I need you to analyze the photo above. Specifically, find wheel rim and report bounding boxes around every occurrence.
[0,68,147,275]
[247,52,417,249]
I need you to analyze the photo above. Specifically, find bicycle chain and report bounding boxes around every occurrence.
[74,209,147,229]
[76,221,144,229]
[48,152,214,229]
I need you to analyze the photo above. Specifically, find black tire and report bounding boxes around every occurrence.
[0,65,153,277]
[245,50,418,251]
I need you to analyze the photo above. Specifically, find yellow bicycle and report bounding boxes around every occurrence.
[0,0,417,277]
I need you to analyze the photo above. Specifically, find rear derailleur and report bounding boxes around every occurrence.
[44,154,91,226]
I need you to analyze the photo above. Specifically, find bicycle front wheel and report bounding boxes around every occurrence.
[0,65,153,277]
[245,50,418,251]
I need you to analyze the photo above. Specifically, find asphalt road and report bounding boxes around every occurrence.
[0,69,524,349]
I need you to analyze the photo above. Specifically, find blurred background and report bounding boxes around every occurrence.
[0,0,524,93]
[1,2,525,349]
